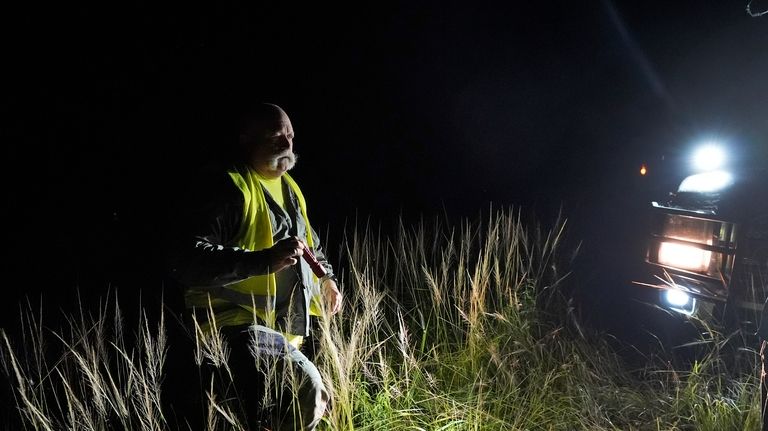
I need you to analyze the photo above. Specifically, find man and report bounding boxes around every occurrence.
[166,103,342,430]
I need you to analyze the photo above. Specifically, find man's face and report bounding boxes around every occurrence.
[241,109,297,178]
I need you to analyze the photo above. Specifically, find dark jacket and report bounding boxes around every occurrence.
[165,166,333,336]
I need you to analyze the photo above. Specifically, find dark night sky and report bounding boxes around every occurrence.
[2,1,767,329]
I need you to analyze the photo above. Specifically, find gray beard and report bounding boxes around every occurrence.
[269,151,298,172]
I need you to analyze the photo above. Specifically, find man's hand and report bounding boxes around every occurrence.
[322,278,342,315]
[266,236,305,273]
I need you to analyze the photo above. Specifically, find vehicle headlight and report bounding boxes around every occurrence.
[657,215,715,275]
[664,289,691,307]
[692,144,726,172]
[648,213,735,278]
[658,242,712,273]
[661,289,696,316]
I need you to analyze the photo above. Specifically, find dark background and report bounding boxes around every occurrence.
[2,1,767,339]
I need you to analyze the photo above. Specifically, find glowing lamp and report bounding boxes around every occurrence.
[661,289,696,316]
[658,242,712,273]
[664,289,691,307]
[692,144,726,172]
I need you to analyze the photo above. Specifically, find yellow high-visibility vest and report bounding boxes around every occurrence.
[185,167,323,336]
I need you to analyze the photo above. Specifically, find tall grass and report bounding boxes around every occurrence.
[1,294,168,430]
[1,207,762,430]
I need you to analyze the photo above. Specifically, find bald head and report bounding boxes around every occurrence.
[238,103,297,178]
[239,103,287,136]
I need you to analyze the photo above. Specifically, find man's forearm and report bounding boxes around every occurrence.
[168,240,272,287]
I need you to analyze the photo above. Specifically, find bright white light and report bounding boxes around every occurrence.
[692,144,726,171]
[662,289,696,315]
[678,170,734,193]
[664,289,691,307]
[658,242,712,273]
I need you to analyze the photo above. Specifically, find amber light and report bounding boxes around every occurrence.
[658,241,712,273]
[640,164,647,176]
